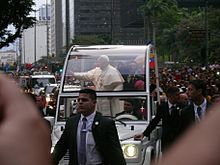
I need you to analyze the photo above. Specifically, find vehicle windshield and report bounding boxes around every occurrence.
[56,45,158,122]
[45,85,57,94]
[57,96,152,122]
[31,78,56,88]
[63,46,147,92]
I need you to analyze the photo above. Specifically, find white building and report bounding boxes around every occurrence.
[20,20,51,64]
[0,50,17,66]
[39,4,51,20]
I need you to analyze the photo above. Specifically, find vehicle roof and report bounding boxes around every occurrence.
[45,83,59,87]
[30,75,55,78]
[19,75,30,78]
[70,45,148,57]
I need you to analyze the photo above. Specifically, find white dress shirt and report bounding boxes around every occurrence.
[168,101,176,115]
[193,99,207,121]
[77,112,103,165]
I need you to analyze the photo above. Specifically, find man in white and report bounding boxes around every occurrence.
[73,55,124,91]
[72,55,125,116]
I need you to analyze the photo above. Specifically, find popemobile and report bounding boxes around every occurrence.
[47,44,162,165]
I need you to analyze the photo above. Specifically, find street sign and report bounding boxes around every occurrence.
[188,29,209,41]
[177,0,220,8]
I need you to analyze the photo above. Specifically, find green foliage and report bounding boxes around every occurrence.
[0,0,35,49]
[174,8,220,65]
[71,35,111,45]
[141,0,220,65]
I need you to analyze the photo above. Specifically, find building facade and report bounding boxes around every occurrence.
[0,50,17,66]
[50,0,146,58]
[51,0,63,57]
[39,4,51,20]
[20,20,51,64]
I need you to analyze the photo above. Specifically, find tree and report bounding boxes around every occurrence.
[139,0,220,65]
[140,0,178,41]
[174,8,220,65]
[140,0,184,63]
[0,0,35,49]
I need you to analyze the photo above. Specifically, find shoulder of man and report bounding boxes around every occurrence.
[176,102,186,109]
[157,101,168,111]
[66,114,80,123]
[95,112,115,123]
[156,101,165,108]
[179,102,194,115]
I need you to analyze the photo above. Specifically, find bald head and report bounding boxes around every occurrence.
[179,92,189,105]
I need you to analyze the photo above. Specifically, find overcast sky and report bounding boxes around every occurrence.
[35,0,51,8]
[0,0,51,51]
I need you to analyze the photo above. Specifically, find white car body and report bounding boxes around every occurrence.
[50,45,162,165]
[29,72,56,93]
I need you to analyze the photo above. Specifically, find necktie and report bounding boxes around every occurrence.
[170,106,176,116]
[79,117,87,165]
[197,106,202,118]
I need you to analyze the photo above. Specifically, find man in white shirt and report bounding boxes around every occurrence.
[52,88,126,165]
[180,79,210,134]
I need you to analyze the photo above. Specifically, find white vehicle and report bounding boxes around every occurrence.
[29,71,56,93]
[44,83,59,104]
[19,75,30,88]
[51,45,162,165]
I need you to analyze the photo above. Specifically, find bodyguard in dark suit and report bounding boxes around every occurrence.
[52,89,126,165]
[180,79,210,134]
[134,86,185,152]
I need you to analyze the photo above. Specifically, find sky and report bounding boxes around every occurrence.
[35,0,50,8]
[0,0,50,51]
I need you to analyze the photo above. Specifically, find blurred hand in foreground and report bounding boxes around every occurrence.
[0,74,52,165]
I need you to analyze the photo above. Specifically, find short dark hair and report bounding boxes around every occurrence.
[166,86,180,96]
[189,79,206,96]
[123,99,135,106]
[79,88,97,100]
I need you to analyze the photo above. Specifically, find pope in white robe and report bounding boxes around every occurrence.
[72,55,124,116]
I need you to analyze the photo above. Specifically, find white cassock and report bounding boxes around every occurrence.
[74,65,124,91]
[74,65,124,116]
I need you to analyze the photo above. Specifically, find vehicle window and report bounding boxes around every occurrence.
[31,78,56,88]
[63,53,146,92]
[45,86,56,94]
[57,96,149,121]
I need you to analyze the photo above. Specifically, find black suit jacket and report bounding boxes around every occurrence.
[179,100,210,134]
[52,112,126,165]
[143,102,184,151]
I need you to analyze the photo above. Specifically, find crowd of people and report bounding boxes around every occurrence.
[1,73,220,165]
[1,63,220,165]
[159,65,220,101]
